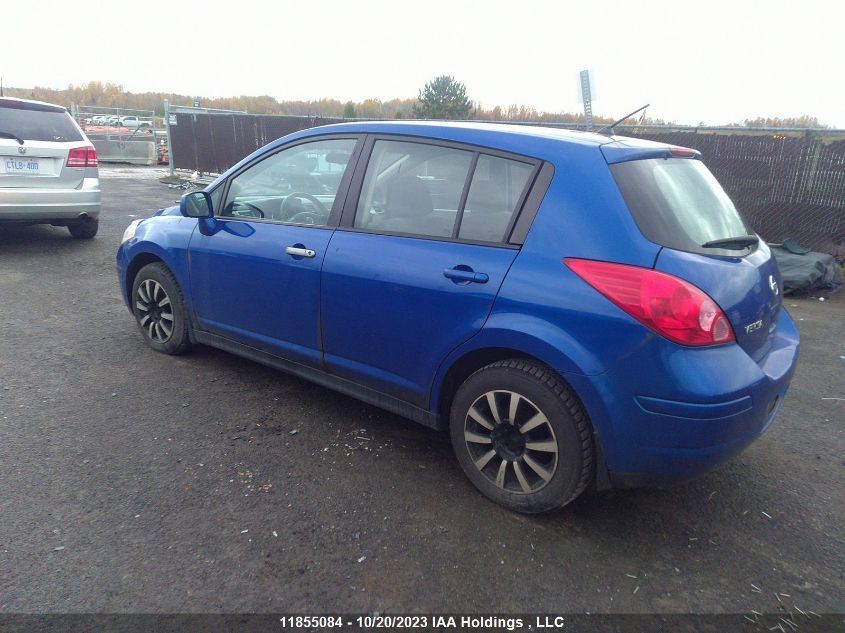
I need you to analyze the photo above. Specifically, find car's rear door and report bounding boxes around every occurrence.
[321,136,541,406]
[188,136,361,367]
[0,99,89,190]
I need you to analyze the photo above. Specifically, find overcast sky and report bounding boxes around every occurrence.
[5,0,843,126]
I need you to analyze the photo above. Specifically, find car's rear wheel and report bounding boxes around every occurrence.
[450,359,593,514]
[131,262,190,355]
[67,217,98,239]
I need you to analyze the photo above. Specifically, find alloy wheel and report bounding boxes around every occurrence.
[463,390,558,494]
[135,279,174,343]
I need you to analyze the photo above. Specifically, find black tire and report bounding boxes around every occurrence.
[449,359,593,514]
[67,217,98,239]
[131,262,191,355]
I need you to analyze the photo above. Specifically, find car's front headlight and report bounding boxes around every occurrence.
[121,219,142,243]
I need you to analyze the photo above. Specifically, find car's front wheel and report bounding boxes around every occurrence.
[67,217,98,239]
[131,262,190,355]
[450,359,594,513]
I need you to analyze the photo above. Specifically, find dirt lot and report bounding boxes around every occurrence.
[0,168,843,622]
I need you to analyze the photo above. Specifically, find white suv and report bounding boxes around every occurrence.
[0,97,101,238]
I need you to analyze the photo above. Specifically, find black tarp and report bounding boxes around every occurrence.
[771,246,842,294]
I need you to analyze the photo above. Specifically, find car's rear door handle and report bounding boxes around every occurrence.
[443,268,489,284]
[285,246,316,258]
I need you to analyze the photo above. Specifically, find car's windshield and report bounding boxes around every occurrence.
[0,105,83,142]
[611,158,752,255]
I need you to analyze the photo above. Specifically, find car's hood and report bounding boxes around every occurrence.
[154,204,181,217]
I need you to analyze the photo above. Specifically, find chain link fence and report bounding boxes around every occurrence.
[609,126,845,260]
[164,109,845,260]
[166,109,340,175]
[71,105,163,165]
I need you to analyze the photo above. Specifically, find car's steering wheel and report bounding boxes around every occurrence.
[286,211,324,225]
[229,201,265,219]
[280,192,329,222]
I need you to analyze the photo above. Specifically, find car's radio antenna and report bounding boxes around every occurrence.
[597,104,650,135]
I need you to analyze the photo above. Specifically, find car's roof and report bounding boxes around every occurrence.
[0,96,67,113]
[281,119,686,166]
[310,119,612,147]
[215,120,695,185]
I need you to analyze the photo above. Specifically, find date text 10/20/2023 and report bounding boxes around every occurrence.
[278,615,575,630]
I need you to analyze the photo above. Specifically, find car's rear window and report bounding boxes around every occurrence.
[611,158,751,255]
[0,105,83,142]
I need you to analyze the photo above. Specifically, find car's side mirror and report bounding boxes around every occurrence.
[180,191,213,218]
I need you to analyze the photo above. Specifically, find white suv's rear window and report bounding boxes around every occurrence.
[0,104,83,142]
[611,158,752,254]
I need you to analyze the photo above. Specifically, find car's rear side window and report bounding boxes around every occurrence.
[353,139,537,243]
[458,154,534,242]
[611,158,751,254]
[0,106,83,142]
[354,140,474,238]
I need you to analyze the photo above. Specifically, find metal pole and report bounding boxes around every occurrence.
[580,70,594,132]
[164,99,175,177]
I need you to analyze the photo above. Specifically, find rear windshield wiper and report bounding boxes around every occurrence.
[0,131,25,145]
[701,235,759,250]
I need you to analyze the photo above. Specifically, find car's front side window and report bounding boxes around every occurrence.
[221,138,356,226]
[208,185,225,211]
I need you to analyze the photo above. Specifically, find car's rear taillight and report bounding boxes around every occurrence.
[67,146,98,168]
[564,258,735,346]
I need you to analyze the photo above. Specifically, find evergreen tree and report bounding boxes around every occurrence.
[412,75,472,120]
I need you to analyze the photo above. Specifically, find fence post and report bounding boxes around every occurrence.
[164,99,175,177]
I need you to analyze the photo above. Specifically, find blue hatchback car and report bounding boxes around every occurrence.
[117,121,799,513]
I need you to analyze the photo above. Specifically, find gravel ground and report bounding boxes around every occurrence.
[0,168,843,621]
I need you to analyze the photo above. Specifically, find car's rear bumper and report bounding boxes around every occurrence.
[568,309,800,486]
[605,391,786,488]
[0,179,100,222]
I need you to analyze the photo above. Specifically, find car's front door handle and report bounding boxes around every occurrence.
[443,268,489,284]
[285,246,316,259]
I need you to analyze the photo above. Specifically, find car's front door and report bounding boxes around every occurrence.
[188,136,360,367]
[321,137,539,406]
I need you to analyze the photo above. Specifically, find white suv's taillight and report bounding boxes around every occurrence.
[565,258,735,346]
[67,146,98,168]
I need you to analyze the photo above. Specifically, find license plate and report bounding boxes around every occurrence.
[3,156,40,175]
